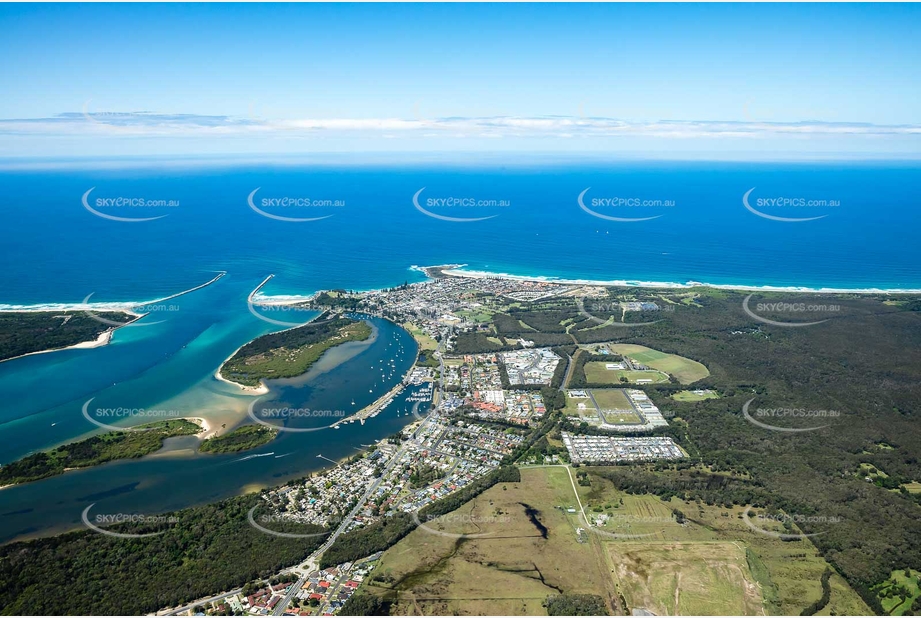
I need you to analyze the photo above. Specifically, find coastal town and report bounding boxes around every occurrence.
[164,268,692,616]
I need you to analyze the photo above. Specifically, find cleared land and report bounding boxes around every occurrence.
[591,389,642,424]
[564,389,642,425]
[362,466,619,616]
[563,392,597,418]
[584,363,669,385]
[671,389,720,402]
[900,481,921,494]
[606,344,710,384]
[577,471,871,616]
[607,541,761,616]
[365,465,869,616]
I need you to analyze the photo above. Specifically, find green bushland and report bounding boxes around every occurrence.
[220,316,371,387]
[409,464,442,488]
[0,419,202,486]
[338,593,391,615]
[199,425,278,454]
[544,593,609,615]
[451,332,518,354]
[0,494,326,615]
[0,310,134,362]
[746,547,781,614]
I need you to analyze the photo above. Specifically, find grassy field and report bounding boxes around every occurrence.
[590,388,632,410]
[577,471,871,616]
[607,541,762,616]
[455,309,495,323]
[360,466,870,616]
[873,569,921,615]
[900,481,921,494]
[600,410,643,424]
[590,389,642,424]
[402,322,439,351]
[671,389,720,402]
[363,466,619,616]
[563,391,597,418]
[606,344,710,384]
[584,363,670,384]
[564,390,642,425]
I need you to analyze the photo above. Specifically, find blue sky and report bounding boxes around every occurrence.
[1,3,919,160]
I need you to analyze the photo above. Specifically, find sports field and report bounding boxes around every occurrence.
[564,389,643,424]
[590,388,631,409]
[584,363,670,384]
[590,389,643,424]
[607,344,710,384]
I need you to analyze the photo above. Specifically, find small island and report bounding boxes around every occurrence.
[198,425,278,454]
[0,310,137,363]
[0,419,203,487]
[218,314,372,389]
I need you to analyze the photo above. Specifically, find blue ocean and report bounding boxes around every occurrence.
[0,159,918,542]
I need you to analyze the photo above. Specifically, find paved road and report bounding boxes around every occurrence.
[272,400,438,616]
[163,589,243,616]
[174,329,449,617]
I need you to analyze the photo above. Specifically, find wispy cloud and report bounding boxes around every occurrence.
[2,111,919,140]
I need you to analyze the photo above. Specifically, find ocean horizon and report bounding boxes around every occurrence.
[2,160,920,305]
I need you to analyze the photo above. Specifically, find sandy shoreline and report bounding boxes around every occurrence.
[0,271,226,313]
[214,368,269,396]
[185,416,217,439]
[0,324,126,365]
[0,272,228,363]
[423,264,921,295]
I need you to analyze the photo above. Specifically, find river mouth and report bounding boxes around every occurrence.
[0,315,419,545]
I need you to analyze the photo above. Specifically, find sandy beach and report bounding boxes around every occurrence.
[214,368,269,395]
[425,264,921,295]
[0,324,125,365]
[185,416,217,439]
